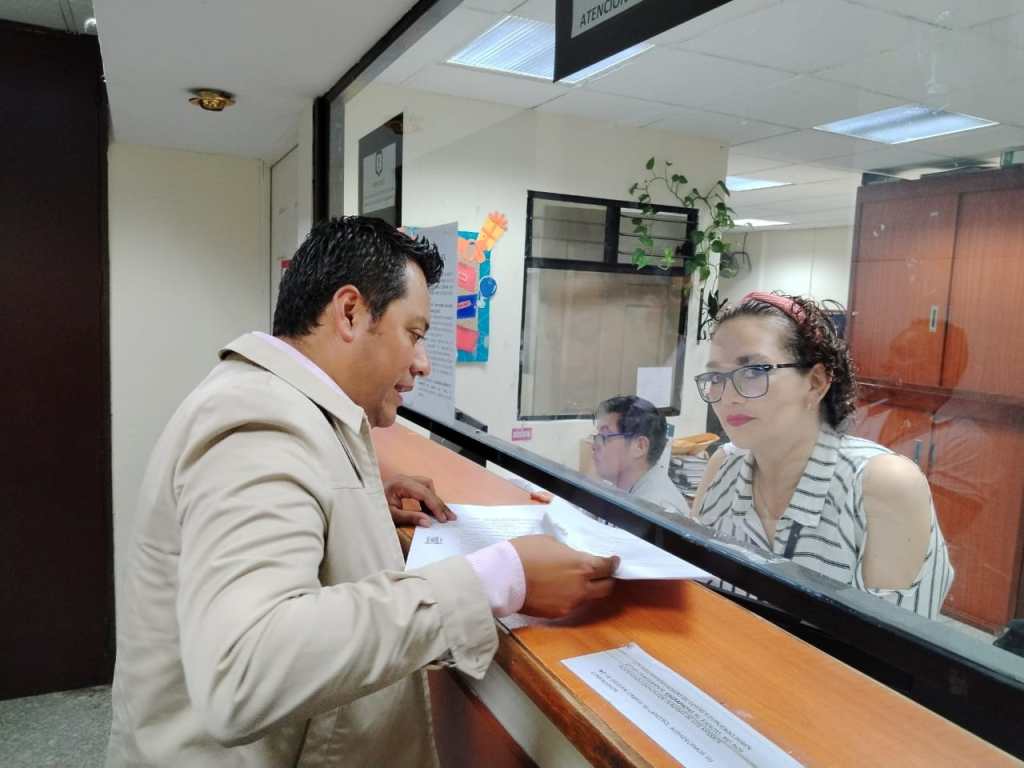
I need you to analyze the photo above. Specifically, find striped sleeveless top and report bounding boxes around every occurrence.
[697,428,954,619]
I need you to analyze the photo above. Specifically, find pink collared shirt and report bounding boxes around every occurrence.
[253,332,526,617]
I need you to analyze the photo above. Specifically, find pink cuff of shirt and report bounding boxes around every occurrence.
[465,540,526,618]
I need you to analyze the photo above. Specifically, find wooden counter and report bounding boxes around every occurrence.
[373,424,1017,767]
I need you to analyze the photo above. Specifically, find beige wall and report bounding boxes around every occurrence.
[343,83,729,470]
[108,143,269,613]
[721,225,854,308]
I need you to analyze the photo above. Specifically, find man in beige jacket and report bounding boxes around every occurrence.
[107,217,618,767]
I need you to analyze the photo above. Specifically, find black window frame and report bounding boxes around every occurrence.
[518,189,699,422]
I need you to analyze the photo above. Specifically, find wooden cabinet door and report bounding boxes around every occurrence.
[848,258,953,386]
[944,189,1024,396]
[856,195,958,262]
[929,417,1024,630]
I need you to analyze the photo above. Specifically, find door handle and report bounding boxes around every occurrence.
[929,305,939,333]
[912,439,923,465]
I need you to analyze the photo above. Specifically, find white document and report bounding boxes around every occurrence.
[563,644,804,768]
[402,223,457,422]
[636,366,674,408]
[405,501,712,581]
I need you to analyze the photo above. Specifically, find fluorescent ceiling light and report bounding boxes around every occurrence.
[814,105,997,144]
[726,176,791,192]
[734,218,788,227]
[447,15,650,84]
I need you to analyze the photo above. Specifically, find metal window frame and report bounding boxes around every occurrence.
[518,189,698,421]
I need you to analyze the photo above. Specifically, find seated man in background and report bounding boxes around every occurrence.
[592,395,688,516]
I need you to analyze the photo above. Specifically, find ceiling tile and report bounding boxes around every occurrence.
[911,123,1024,158]
[850,0,1023,29]
[404,63,569,108]
[376,7,502,85]
[585,47,791,108]
[818,28,1024,104]
[535,89,676,127]
[648,0,782,46]
[748,163,860,184]
[700,75,904,130]
[732,178,859,205]
[970,11,1024,49]
[647,107,795,145]
[676,0,922,74]
[462,0,524,13]
[732,129,871,163]
[815,144,948,172]
[726,153,790,174]
[512,0,554,23]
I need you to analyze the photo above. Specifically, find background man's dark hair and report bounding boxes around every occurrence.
[597,395,669,466]
[273,216,444,337]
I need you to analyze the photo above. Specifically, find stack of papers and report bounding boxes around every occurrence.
[405,499,713,581]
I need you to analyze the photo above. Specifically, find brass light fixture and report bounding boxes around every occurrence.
[188,89,236,112]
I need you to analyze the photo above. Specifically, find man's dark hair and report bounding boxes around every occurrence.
[597,395,668,466]
[273,216,444,337]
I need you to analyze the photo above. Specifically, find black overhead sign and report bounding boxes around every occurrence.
[554,0,734,82]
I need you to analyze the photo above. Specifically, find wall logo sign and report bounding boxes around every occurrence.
[358,114,403,226]
[555,0,732,81]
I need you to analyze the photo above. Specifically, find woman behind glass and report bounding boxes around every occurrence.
[691,291,953,619]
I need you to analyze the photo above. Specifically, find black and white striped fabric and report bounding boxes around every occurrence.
[697,428,954,619]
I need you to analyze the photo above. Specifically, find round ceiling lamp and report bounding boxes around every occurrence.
[188,89,236,112]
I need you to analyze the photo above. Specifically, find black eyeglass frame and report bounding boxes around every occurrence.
[694,362,808,404]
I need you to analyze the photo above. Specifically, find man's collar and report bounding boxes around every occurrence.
[220,332,366,432]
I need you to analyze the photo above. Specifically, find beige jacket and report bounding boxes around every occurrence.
[107,333,498,767]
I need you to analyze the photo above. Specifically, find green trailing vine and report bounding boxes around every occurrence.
[628,157,741,339]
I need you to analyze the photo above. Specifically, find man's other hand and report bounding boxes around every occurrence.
[384,475,455,528]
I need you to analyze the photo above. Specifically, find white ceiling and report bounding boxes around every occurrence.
[92,0,420,162]
[378,0,1024,229]
[0,0,94,33]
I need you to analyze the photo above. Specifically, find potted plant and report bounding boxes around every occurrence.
[628,157,741,340]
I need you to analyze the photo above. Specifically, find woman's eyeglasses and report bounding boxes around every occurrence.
[694,363,806,404]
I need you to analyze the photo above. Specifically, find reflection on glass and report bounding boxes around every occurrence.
[334,0,1024,656]
[692,293,954,619]
[592,395,688,516]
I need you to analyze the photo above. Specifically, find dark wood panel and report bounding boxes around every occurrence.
[428,669,536,768]
[855,195,958,262]
[930,419,1024,630]
[0,22,112,697]
[848,259,953,386]
[944,189,1024,396]
[857,166,1024,205]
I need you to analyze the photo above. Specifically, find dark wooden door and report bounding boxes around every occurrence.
[0,23,112,697]
[848,195,958,387]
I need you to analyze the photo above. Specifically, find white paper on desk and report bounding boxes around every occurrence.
[563,643,804,768]
[405,501,712,581]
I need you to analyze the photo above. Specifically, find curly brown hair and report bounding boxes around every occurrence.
[711,293,858,430]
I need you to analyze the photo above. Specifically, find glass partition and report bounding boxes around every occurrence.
[324,0,1024,720]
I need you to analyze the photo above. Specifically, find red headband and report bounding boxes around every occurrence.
[741,291,806,323]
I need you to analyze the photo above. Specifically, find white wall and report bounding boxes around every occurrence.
[343,83,729,469]
[109,143,269,613]
[721,226,854,308]
[270,145,300,318]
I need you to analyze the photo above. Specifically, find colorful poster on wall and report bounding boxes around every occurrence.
[456,212,507,364]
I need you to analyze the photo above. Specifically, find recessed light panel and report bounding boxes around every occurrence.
[814,105,997,145]
[726,176,792,191]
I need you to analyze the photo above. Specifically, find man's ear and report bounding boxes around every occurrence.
[630,435,650,462]
[328,285,366,342]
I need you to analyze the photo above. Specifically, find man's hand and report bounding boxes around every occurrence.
[384,475,456,528]
[510,535,619,618]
